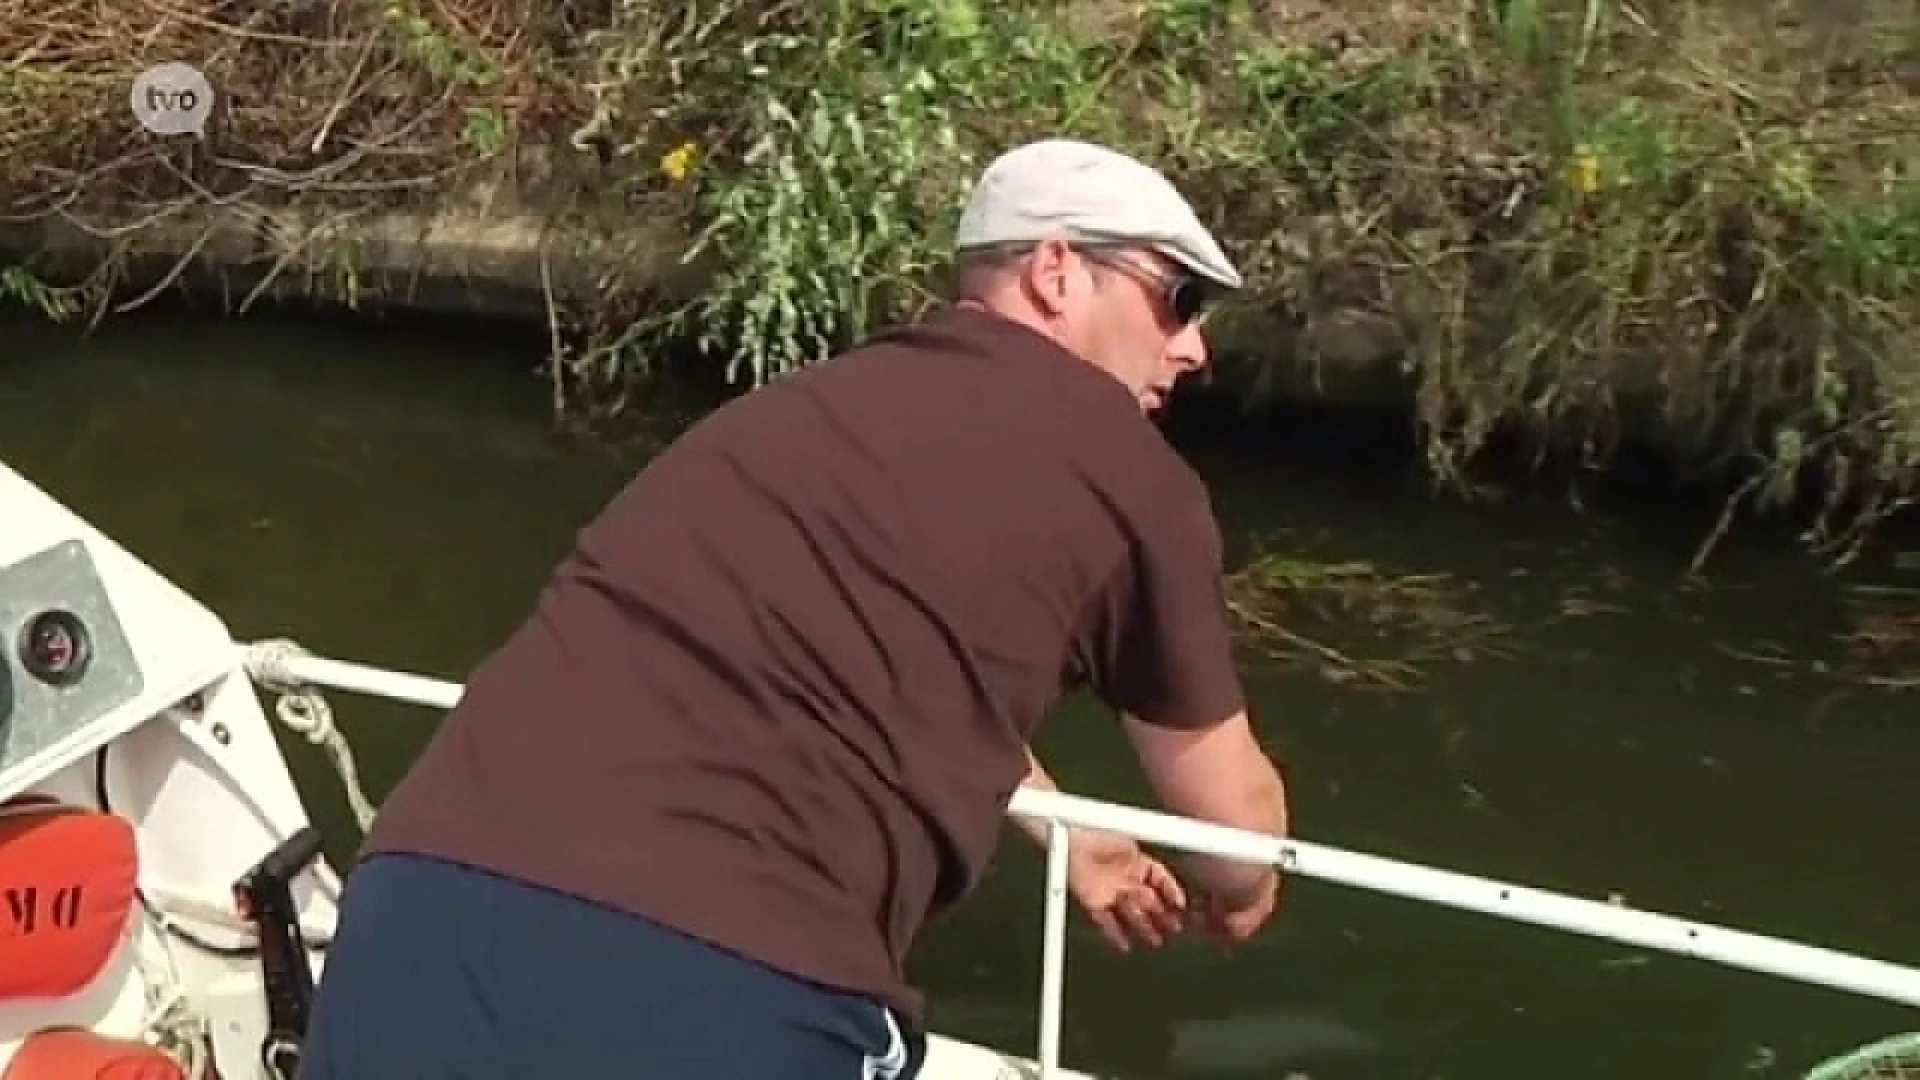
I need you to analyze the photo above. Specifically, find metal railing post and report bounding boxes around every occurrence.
[1037,821,1071,1079]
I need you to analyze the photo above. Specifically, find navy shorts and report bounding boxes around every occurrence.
[298,853,924,1080]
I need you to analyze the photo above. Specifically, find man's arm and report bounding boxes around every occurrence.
[1021,727,1284,913]
[1069,464,1288,914]
[1121,709,1287,907]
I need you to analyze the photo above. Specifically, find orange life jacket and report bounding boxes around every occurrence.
[0,796,186,1080]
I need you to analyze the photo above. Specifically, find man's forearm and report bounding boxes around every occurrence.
[1121,710,1290,908]
[1177,757,1287,905]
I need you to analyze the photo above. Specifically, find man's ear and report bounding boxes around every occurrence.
[1021,236,1077,317]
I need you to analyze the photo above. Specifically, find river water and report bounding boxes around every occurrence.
[3,305,1917,1080]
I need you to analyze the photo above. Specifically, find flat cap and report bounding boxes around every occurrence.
[955,139,1242,290]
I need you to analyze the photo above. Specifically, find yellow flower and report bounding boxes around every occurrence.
[661,141,698,183]
[1569,146,1602,195]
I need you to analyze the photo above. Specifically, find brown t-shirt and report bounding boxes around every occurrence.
[361,307,1246,1027]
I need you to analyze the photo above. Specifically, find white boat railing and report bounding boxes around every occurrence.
[242,642,1920,1079]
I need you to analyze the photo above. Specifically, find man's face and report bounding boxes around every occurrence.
[1021,240,1214,413]
[1076,247,1213,413]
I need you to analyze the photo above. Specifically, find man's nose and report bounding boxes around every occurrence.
[1167,320,1210,372]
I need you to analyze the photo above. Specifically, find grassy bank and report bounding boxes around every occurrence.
[3,0,1917,562]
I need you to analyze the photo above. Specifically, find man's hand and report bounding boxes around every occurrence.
[1196,869,1279,949]
[1065,829,1187,952]
[1120,709,1289,940]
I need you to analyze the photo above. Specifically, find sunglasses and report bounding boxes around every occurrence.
[1077,247,1215,326]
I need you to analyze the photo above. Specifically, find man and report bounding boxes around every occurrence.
[299,138,1290,1080]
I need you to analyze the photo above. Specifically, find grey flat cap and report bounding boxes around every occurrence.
[955,139,1243,290]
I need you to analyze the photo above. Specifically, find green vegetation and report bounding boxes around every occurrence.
[1,0,1916,568]
[1225,549,1511,691]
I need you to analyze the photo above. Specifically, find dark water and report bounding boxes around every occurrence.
[3,307,1917,1080]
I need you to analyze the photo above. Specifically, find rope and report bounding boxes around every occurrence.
[246,638,378,833]
[131,891,211,1079]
